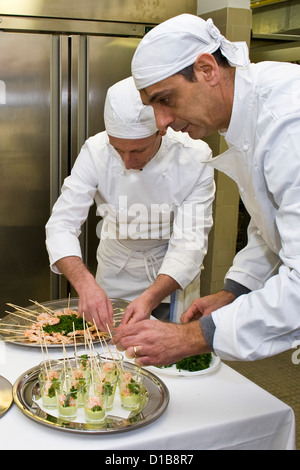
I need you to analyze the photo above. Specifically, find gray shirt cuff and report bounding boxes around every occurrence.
[223,279,251,297]
[199,281,251,351]
[199,315,216,351]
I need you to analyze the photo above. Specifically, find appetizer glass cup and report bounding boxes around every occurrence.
[39,368,62,409]
[56,383,79,420]
[99,351,123,382]
[93,373,118,412]
[65,367,91,406]
[78,352,100,377]
[118,372,144,411]
[83,383,106,423]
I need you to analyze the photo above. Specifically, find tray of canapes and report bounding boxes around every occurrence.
[0,297,128,347]
[13,346,169,434]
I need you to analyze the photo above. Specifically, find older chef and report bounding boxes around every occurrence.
[112,14,300,364]
[46,76,215,332]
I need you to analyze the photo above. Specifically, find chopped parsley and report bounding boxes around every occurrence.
[43,314,89,336]
[159,353,212,372]
[102,382,114,396]
[128,379,141,395]
[91,405,103,412]
[47,378,61,398]
[63,386,77,407]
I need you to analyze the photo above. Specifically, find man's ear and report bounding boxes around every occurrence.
[193,53,220,86]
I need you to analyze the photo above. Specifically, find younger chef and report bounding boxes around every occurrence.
[46,76,215,332]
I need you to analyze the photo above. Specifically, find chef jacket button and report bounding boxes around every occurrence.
[257,230,261,235]
[240,187,245,192]
[243,144,250,152]
[163,172,167,177]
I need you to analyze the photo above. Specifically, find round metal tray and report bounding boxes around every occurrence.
[0,297,129,348]
[13,360,169,434]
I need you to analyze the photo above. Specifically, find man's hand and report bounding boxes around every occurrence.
[55,256,114,332]
[121,296,153,326]
[180,290,236,323]
[77,281,114,333]
[111,318,210,367]
[120,273,180,326]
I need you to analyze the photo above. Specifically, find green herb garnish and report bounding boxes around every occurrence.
[80,354,89,368]
[158,353,212,372]
[102,382,114,396]
[63,386,77,407]
[91,405,102,412]
[47,378,61,398]
[43,314,89,336]
[127,379,140,395]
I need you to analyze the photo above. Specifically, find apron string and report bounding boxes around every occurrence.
[117,248,160,284]
[143,250,160,284]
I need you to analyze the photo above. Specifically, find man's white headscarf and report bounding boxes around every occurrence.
[104,76,158,138]
[132,14,250,90]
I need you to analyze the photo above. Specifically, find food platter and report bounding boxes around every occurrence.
[13,360,169,434]
[147,353,221,377]
[0,298,128,348]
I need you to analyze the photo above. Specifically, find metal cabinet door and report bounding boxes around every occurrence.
[0,32,52,314]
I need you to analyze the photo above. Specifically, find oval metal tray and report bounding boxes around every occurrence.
[13,360,169,434]
[0,297,128,348]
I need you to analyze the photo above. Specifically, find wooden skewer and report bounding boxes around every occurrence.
[6,305,39,318]
[62,341,73,373]
[82,312,87,354]
[0,323,28,328]
[85,328,101,378]
[0,338,29,343]
[0,330,28,336]
[29,300,56,316]
[93,321,124,375]
[73,322,78,369]
[105,323,125,374]
[7,302,39,313]
[40,337,49,377]
[41,327,52,372]
[6,311,37,323]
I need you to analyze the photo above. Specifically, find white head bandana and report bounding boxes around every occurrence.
[104,76,158,138]
[132,14,250,90]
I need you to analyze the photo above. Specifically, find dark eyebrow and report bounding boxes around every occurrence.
[142,89,170,105]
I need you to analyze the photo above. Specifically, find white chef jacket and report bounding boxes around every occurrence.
[46,128,214,321]
[204,61,300,360]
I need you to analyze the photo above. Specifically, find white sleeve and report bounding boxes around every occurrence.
[225,218,282,291]
[212,116,300,360]
[158,163,215,289]
[45,142,98,273]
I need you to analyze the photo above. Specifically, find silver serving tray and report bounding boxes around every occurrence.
[0,297,129,348]
[13,360,169,434]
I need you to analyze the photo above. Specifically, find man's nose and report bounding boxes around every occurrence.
[123,152,135,169]
[154,107,174,136]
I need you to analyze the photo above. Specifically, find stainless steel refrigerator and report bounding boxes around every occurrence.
[0,31,141,313]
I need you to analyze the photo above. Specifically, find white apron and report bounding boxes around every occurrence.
[96,236,200,322]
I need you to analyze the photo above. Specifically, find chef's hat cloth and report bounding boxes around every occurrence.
[132,14,250,90]
[104,76,158,138]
